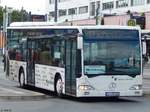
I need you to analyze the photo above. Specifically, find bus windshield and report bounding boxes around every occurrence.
[83,29,141,77]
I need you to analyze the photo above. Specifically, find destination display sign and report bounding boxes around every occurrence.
[83,29,139,40]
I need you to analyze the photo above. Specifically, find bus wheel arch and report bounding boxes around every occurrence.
[19,67,25,88]
[54,73,63,97]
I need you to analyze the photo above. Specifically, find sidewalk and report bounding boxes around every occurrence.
[143,68,150,79]
[143,61,150,79]
[143,61,150,96]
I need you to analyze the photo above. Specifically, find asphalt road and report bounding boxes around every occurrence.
[0,96,150,112]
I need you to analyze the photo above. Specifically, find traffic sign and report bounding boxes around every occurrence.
[127,19,136,26]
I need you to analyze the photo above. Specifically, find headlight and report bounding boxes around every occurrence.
[129,85,142,90]
[78,85,95,91]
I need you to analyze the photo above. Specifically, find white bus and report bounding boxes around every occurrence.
[5,22,143,97]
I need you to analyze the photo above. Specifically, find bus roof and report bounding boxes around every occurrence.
[8,22,140,31]
[9,22,56,27]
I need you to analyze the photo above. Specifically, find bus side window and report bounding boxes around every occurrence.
[52,40,65,67]
[9,48,16,60]
[40,48,52,65]
[37,39,52,65]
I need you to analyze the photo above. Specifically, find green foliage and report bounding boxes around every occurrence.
[0,7,29,25]
[11,9,29,22]
[0,6,3,26]
[20,9,29,21]
[11,10,22,22]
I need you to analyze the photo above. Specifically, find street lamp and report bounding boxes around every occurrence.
[2,6,12,56]
[96,4,100,25]
[3,6,12,32]
[54,0,58,22]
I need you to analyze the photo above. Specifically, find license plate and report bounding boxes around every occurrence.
[105,92,120,97]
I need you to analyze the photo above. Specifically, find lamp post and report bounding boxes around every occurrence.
[54,0,58,22]
[96,4,100,25]
[2,6,12,55]
[3,6,12,32]
[71,9,75,26]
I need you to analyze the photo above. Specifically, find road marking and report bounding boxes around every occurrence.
[143,80,150,82]
[143,82,150,85]
[143,87,150,89]
[0,87,24,94]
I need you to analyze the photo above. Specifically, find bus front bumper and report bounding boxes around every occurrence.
[76,90,143,97]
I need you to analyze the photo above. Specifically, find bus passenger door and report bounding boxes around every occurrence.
[27,40,35,85]
[65,38,77,95]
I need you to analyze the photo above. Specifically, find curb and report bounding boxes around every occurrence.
[143,93,150,97]
[0,94,52,101]
[143,77,150,80]
[0,85,53,101]
[143,74,150,79]
[143,89,150,96]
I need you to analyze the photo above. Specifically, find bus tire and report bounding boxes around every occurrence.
[55,76,63,97]
[19,70,25,88]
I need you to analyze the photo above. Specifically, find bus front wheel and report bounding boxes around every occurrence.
[19,70,25,88]
[55,76,63,97]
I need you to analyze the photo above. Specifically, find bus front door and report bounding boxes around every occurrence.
[27,40,35,86]
[65,39,76,95]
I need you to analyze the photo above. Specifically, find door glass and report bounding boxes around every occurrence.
[65,40,71,93]
[65,38,77,95]
[27,40,35,85]
[71,39,77,94]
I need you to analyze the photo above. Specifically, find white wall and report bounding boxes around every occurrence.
[46,0,150,22]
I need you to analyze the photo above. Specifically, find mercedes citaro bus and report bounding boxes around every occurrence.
[4,22,142,97]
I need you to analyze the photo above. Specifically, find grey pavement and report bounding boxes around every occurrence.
[143,61,150,96]
[143,68,150,79]
[143,61,150,79]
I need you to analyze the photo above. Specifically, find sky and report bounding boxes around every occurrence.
[0,0,46,14]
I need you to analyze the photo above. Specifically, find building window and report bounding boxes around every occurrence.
[58,0,69,2]
[49,11,55,17]
[131,0,144,6]
[90,2,95,16]
[68,8,77,15]
[50,0,69,4]
[79,6,88,14]
[49,0,54,4]
[147,0,150,4]
[59,9,67,17]
[116,0,129,8]
[102,2,114,10]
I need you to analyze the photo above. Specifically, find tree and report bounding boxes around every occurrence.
[11,8,29,22]
[0,6,30,25]
[11,10,22,22]
[0,6,3,26]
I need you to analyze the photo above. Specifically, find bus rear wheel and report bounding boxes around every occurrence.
[55,76,63,97]
[19,70,25,88]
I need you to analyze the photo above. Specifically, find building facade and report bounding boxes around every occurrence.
[46,0,150,28]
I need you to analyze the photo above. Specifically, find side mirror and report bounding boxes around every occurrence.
[77,36,83,49]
